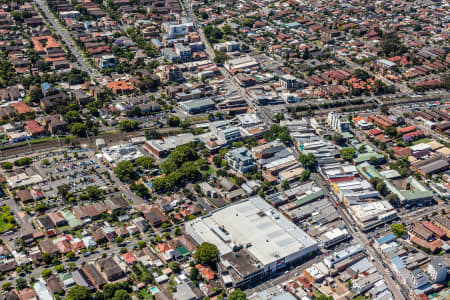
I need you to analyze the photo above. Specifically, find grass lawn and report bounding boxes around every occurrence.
[0,214,6,232]
[412,138,432,145]
[58,225,72,233]
[0,208,16,233]
[188,115,209,123]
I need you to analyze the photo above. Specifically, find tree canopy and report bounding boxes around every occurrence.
[264,125,291,144]
[194,242,219,265]
[67,285,91,300]
[168,116,180,127]
[391,223,407,237]
[14,157,32,166]
[340,148,356,161]
[70,122,88,137]
[135,156,155,170]
[114,160,137,182]
[381,33,407,57]
[385,126,398,138]
[299,153,317,170]
[118,120,139,131]
[229,289,247,300]
[386,193,401,207]
[332,133,345,146]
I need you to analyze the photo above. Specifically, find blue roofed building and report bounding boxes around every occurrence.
[375,233,397,247]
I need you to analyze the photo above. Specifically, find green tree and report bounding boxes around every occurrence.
[135,156,155,170]
[2,282,12,290]
[194,242,219,265]
[264,125,291,144]
[67,262,77,272]
[298,153,317,170]
[302,47,310,59]
[316,295,334,300]
[281,180,290,190]
[42,253,58,265]
[300,169,310,182]
[1,162,12,169]
[70,122,88,137]
[64,111,82,124]
[332,133,345,145]
[340,148,356,161]
[168,116,180,127]
[391,223,407,237]
[15,278,27,290]
[113,290,130,300]
[358,145,367,153]
[67,285,91,300]
[213,51,228,64]
[29,86,43,103]
[376,181,388,196]
[229,289,247,300]
[213,155,222,168]
[137,241,147,249]
[57,184,71,200]
[189,267,201,282]
[55,264,65,273]
[180,120,190,129]
[161,145,198,174]
[130,183,149,198]
[66,251,75,260]
[168,261,180,272]
[385,126,397,138]
[114,161,137,182]
[41,269,52,279]
[115,236,124,244]
[222,24,232,35]
[354,69,370,81]
[118,120,139,131]
[152,177,168,192]
[380,33,407,56]
[14,157,32,166]
[386,193,400,207]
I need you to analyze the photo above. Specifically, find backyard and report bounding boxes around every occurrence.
[0,206,17,232]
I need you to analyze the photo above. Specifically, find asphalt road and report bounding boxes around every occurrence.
[313,173,409,300]
[34,0,97,79]
[181,0,273,126]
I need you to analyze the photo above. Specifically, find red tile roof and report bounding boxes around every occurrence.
[155,243,172,253]
[106,81,134,94]
[25,120,45,135]
[121,252,137,264]
[397,125,416,134]
[11,102,33,114]
[368,128,384,136]
[423,222,446,238]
